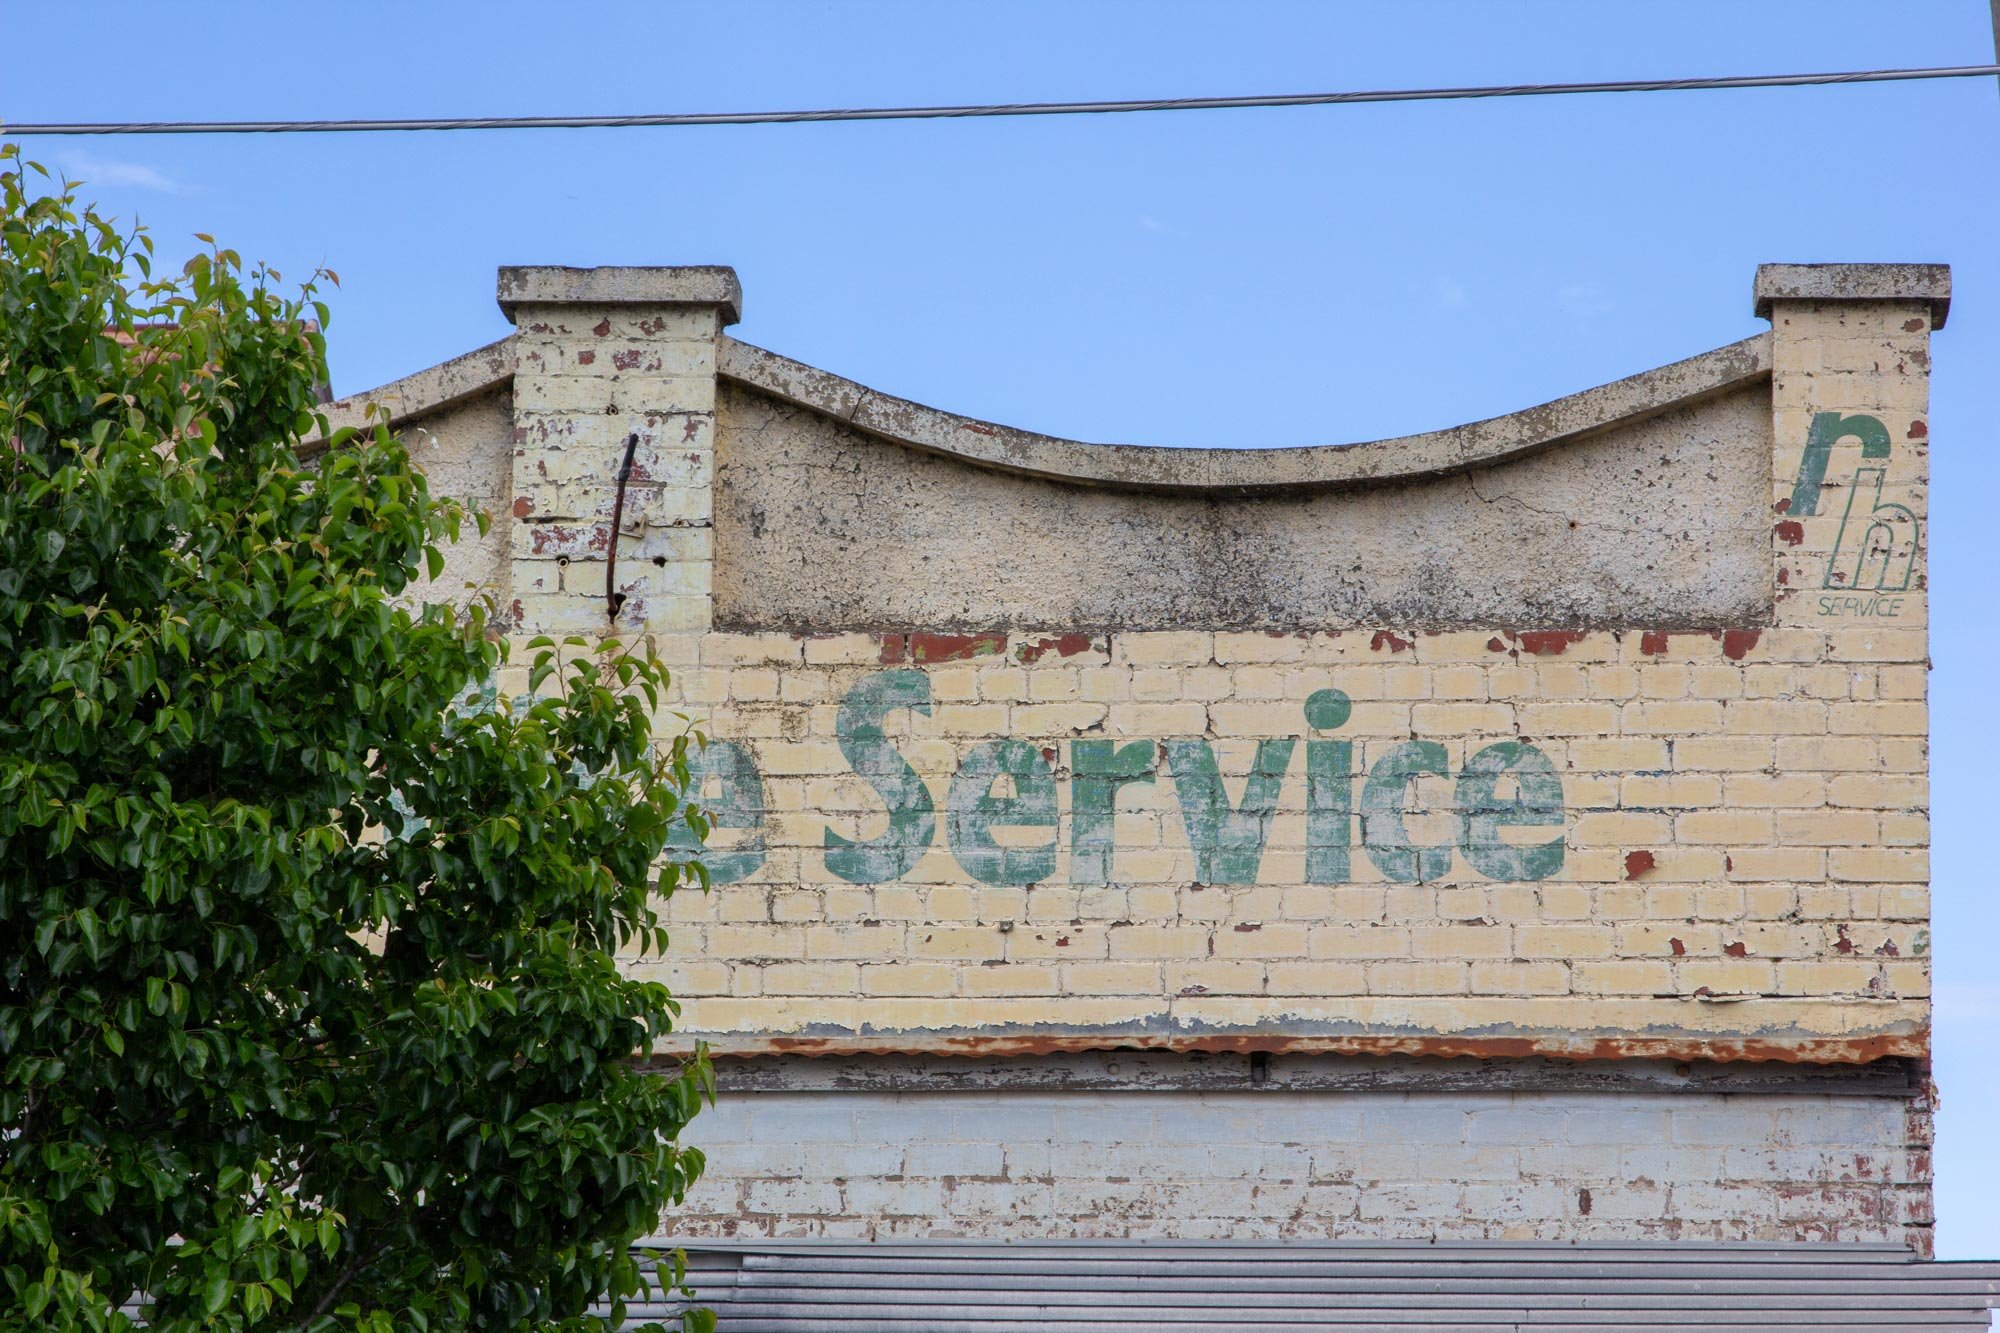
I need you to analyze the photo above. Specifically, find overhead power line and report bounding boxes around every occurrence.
[6,63,1999,136]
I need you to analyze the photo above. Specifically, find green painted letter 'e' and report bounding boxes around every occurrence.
[1070,740,1157,884]
[947,739,1058,885]
[666,738,768,886]
[1164,739,1296,885]
[1455,740,1566,882]
[1360,741,1455,884]
[823,670,935,884]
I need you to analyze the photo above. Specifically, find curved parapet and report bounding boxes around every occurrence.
[717,332,1770,493]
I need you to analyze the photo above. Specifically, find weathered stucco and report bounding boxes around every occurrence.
[712,379,1774,632]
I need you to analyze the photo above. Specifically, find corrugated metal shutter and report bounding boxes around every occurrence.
[618,1240,2000,1330]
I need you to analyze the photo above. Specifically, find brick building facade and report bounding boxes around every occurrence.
[326,262,1948,1255]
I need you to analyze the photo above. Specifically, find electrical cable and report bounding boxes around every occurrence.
[5,63,1998,136]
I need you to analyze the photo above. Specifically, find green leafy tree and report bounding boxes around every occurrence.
[0,145,714,1331]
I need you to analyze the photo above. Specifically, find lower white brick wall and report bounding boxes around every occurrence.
[676,1085,1929,1249]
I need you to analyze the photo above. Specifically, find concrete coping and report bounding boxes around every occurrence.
[303,335,518,455]
[496,264,742,326]
[1753,262,1951,328]
[719,331,1772,494]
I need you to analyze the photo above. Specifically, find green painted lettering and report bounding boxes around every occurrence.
[1361,741,1454,884]
[1164,739,1296,885]
[1070,740,1157,884]
[1304,690,1353,884]
[666,738,768,885]
[946,740,1058,885]
[1789,411,1891,517]
[823,670,935,884]
[1455,740,1566,882]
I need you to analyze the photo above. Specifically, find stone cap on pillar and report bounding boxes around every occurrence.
[496,265,742,326]
[1753,262,1951,328]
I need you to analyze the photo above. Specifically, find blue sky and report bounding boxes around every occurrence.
[8,0,1997,1255]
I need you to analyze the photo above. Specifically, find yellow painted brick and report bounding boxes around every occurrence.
[1567,738,1672,771]
[1267,961,1368,995]
[1114,631,1214,665]
[1676,959,1776,993]
[757,962,860,994]
[1367,961,1469,994]
[1167,960,1267,995]
[1776,810,1879,846]
[710,925,807,960]
[1829,701,1927,735]
[1878,665,1929,699]
[1518,702,1619,736]
[1062,961,1162,995]
[1828,772,1926,809]
[1416,631,1508,663]
[1517,925,1617,959]
[1671,736,1773,772]
[1026,670,1084,701]
[1622,922,1718,956]
[701,633,804,666]
[1688,666,1746,699]
[1411,702,1514,734]
[1774,960,1884,994]
[860,963,959,996]
[1827,628,1925,662]
[1572,960,1674,994]
[1109,924,1212,959]
[1588,665,1641,699]
[1213,922,1310,957]
[1569,812,1673,844]
[1112,702,1208,733]
[1829,848,1929,882]
[1638,665,1692,698]
[804,924,904,960]
[1428,666,1482,699]
[1723,700,1828,735]
[1304,924,1416,956]
[1410,925,1511,959]
[1722,774,1827,808]
[1622,700,1725,734]
[1212,631,1310,663]
[1539,884,1594,919]
[961,964,1060,996]
[1621,774,1723,807]
[1675,811,1774,845]
[1882,812,1929,846]
[1773,736,1880,772]
[1468,961,1571,995]
[976,666,1030,702]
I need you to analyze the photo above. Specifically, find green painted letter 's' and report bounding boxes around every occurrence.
[1361,741,1455,884]
[947,740,1058,885]
[666,738,768,885]
[1070,740,1157,884]
[1455,741,1566,882]
[823,670,935,884]
[1164,739,1296,885]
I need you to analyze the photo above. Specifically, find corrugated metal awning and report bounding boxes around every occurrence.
[622,1240,2000,1330]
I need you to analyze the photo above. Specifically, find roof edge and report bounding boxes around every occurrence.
[718,332,1773,494]
[304,335,517,456]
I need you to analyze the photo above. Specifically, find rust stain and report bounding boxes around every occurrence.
[1669,937,1686,957]
[1903,318,1926,333]
[1835,924,1855,955]
[1486,637,1507,653]
[1774,497,1792,514]
[1775,519,1805,546]
[1724,941,1749,958]
[959,422,999,437]
[1720,629,1762,661]
[1639,631,1670,656]
[877,634,908,665]
[575,349,595,365]
[1577,1188,1593,1216]
[690,1030,1927,1066]
[910,632,1007,663]
[1370,630,1413,654]
[511,496,534,520]
[1777,568,1790,585]
[591,317,611,337]
[1512,630,1586,657]
[1016,634,1096,664]
[1908,419,1927,439]
[1625,850,1656,880]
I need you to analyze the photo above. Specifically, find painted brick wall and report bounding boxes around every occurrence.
[675,1083,1931,1247]
[338,262,1946,1250]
